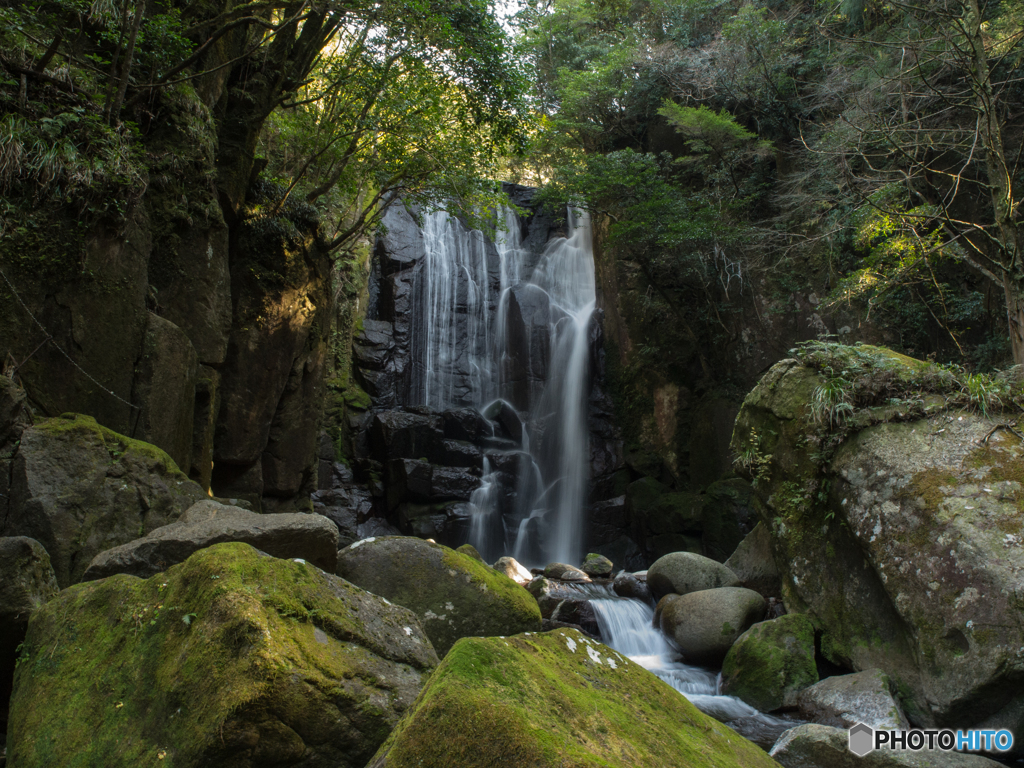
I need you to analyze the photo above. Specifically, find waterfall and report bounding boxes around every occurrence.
[591,596,798,748]
[410,202,596,566]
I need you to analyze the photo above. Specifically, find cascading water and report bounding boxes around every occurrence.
[590,595,798,748]
[410,202,596,566]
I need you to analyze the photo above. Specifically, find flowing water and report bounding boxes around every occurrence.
[412,205,596,566]
[590,594,798,748]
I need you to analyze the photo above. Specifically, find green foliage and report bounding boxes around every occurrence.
[792,341,1008,425]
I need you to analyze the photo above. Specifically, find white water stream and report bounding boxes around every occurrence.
[590,593,797,747]
[414,205,595,566]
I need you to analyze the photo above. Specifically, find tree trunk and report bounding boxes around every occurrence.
[1003,274,1024,364]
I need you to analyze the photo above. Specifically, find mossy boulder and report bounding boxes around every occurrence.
[733,351,1024,732]
[661,587,767,666]
[581,552,614,577]
[368,629,782,768]
[337,536,541,655]
[647,551,740,599]
[82,500,340,581]
[2,414,206,587]
[721,614,818,711]
[7,542,438,768]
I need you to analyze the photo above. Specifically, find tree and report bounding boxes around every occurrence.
[814,0,1024,359]
[1,0,527,239]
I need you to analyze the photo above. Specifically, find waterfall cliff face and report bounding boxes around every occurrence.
[351,187,621,566]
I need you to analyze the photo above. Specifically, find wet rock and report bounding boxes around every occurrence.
[769,723,1004,768]
[797,669,909,730]
[721,614,819,712]
[337,536,541,656]
[550,598,601,640]
[661,587,767,666]
[369,410,444,465]
[431,466,480,500]
[3,414,206,587]
[653,593,681,631]
[441,408,490,442]
[440,439,483,471]
[376,201,425,274]
[493,556,532,585]
[82,500,339,580]
[581,553,614,578]
[482,400,523,445]
[612,571,652,603]
[368,629,780,768]
[527,577,587,618]
[646,551,740,600]
[543,562,591,582]
[724,522,781,597]
[8,543,437,768]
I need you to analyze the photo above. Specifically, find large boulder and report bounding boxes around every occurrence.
[721,614,818,712]
[7,542,438,768]
[770,723,1004,768]
[660,587,767,665]
[337,536,541,655]
[732,348,1024,732]
[724,522,782,597]
[2,414,206,586]
[797,669,909,731]
[82,500,340,580]
[368,629,781,768]
[646,551,740,599]
[0,537,59,734]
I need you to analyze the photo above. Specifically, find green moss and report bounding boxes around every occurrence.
[372,630,780,768]
[721,614,818,712]
[39,413,185,475]
[338,537,541,656]
[8,543,436,768]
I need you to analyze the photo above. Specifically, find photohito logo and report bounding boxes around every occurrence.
[847,723,1014,756]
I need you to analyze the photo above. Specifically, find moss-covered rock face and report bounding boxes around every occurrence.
[3,414,206,587]
[732,349,1024,732]
[368,629,781,768]
[721,614,818,712]
[7,542,438,768]
[337,536,542,656]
